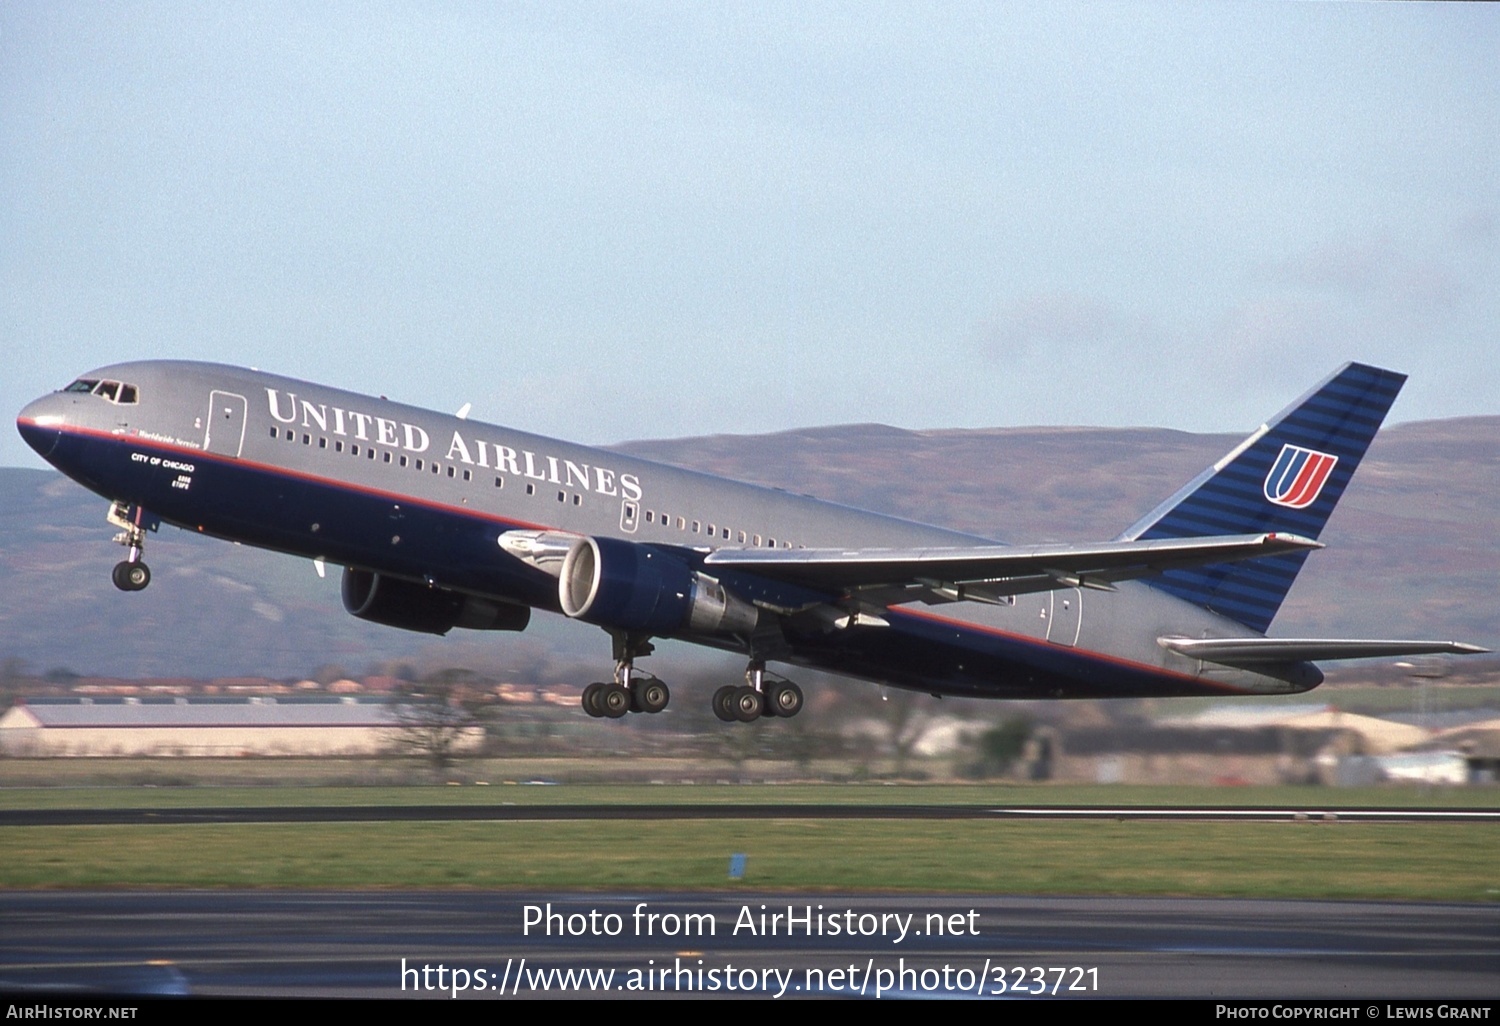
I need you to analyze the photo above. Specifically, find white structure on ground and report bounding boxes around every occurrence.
[0,697,483,757]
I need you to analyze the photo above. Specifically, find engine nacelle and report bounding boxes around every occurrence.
[558,536,759,635]
[341,568,530,635]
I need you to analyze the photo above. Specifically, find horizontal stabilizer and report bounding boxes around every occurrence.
[705,532,1321,600]
[1159,636,1489,666]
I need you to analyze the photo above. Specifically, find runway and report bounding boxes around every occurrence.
[1,891,1496,999]
[5,804,1500,826]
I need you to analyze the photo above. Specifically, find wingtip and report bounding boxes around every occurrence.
[1264,532,1323,550]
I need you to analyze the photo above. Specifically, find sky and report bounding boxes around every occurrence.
[3,2,1497,470]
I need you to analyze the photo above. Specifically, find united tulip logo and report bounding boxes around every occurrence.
[1264,444,1339,509]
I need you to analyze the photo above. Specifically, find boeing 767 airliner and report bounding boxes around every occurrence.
[16,361,1484,722]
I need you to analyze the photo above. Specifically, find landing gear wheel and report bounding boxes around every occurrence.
[581,682,607,718]
[712,685,738,723]
[732,685,763,723]
[599,682,631,719]
[112,561,151,592]
[764,680,804,718]
[632,678,670,714]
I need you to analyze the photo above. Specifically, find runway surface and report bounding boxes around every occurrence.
[5,804,1500,825]
[2,891,1496,999]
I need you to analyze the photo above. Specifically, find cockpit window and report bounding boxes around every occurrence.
[60,379,139,404]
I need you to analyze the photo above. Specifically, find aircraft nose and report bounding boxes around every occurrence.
[16,393,67,460]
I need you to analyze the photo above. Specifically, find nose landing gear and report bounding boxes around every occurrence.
[107,501,156,592]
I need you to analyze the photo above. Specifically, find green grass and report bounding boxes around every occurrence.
[1,773,1493,899]
[1,820,1495,900]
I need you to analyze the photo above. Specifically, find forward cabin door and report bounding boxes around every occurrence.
[203,391,248,458]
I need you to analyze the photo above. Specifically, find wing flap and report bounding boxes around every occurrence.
[704,532,1321,598]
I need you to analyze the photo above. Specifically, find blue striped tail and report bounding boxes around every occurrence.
[1119,363,1406,633]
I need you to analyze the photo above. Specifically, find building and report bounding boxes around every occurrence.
[0,696,483,757]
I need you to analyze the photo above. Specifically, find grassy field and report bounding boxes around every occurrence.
[1,818,1495,899]
[0,775,1495,899]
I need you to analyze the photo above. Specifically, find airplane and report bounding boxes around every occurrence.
[15,360,1485,722]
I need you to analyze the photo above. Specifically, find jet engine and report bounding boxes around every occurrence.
[558,535,758,635]
[341,568,530,635]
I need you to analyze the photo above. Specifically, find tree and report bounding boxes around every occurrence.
[385,668,495,772]
[0,657,31,714]
[968,716,1033,779]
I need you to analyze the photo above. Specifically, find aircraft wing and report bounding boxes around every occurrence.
[1159,637,1490,665]
[703,532,1321,605]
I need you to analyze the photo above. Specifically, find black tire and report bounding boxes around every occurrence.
[600,683,631,719]
[581,682,606,717]
[732,685,763,723]
[765,681,804,718]
[634,679,670,714]
[712,685,738,722]
[113,561,150,592]
[760,686,779,718]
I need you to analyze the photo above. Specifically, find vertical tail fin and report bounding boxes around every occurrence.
[1119,363,1406,633]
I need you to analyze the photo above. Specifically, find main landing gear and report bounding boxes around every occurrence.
[582,634,671,719]
[578,640,804,724]
[107,501,153,592]
[712,661,804,724]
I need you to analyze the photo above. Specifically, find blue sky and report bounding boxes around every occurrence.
[4,2,1497,469]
